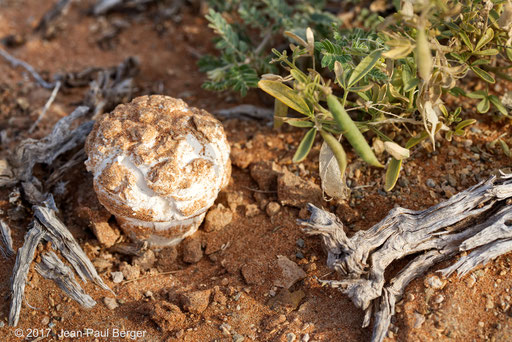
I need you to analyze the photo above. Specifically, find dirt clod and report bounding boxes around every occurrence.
[178,289,212,314]
[182,233,203,264]
[103,297,118,310]
[266,202,281,217]
[250,161,282,191]
[244,204,261,218]
[277,170,322,208]
[119,262,141,281]
[143,301,185,332]
[204,204,232,232]
[274,255,306,289]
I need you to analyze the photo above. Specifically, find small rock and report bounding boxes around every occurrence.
[286,332,296,342]
[204,204,233,232]
[465,275,477,288]
[182,234,203,264]
[77,206,118,247]
[231,147,254,169]
[304,263,317,272]
[301,333,310,342]
[213,286,227,306]
[132,249,156,270]
[249,161,282,191]
[486,297,495,310]
[226,191,244,212]
[220,323,232,336]
[277,170,323,208]
[104,297,118,310]
[413,312,425,329]
[245,204,261,218]
[111,271,124,284]
[233,334,245,342]
[425,275,444,290]
[433,294,444,304]
[268,289,305,310]
[266,202,281,216]
[426,179,436,188]
[295,252,305,259]
[41,316,50,325]
[179,289,212,314]
[274,255,306,289]
[296,238,305,248]
[447,174,457,187]
[119,262,140,281]
[143,301,185,331]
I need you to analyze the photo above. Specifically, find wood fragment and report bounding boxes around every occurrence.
[9,222,46,326]
[35,0,73,34]
[35,251,96,308]
[301,173,512,342]
[11,106,91,184]
[215,105,274,121]
[0,47,54,89]
[34,205,112,293]
[29,80,62,134]
[0,219,15,258]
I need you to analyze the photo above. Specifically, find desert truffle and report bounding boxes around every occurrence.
[85,95,231,246]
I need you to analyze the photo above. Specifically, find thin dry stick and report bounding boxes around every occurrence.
[29,80,62,133]
[0,47,54,89]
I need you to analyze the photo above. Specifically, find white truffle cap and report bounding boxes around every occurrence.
[85,95,231,241]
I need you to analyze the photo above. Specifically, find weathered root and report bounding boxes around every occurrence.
[301,173,512,342]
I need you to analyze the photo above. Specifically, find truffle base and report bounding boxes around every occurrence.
[117,213,206,247]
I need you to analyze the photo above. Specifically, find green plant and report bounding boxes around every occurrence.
[198,0,340,96]
[258,0,512,195]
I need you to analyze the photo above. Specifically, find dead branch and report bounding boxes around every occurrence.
[35,0,73,34]
[0,219,15,258]
[34,205,111,292]
[0,47,54,89]
[91,0,157,15]
[300,173,512,342]
[215,104,274,121]
[9,222,46,326]
[35,251,96,308]
[29,80,62,134]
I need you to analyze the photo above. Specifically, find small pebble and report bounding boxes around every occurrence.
[41,316,50,325]
[426,179,436,188]
[286,332,296,342]
[296,239,305,248]
[0,321,4,328]
[296,252,305,259]
[111,271,124,284]
[233,334,244,342]
[301,333,310,342]
[103,297,119,310]
[433,294,444,304]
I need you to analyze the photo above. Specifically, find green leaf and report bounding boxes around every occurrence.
[454,119,477,131]
[477,97,490,113]
[258,80,312,116]
[319,130,347,180]
[385,158,402,191]
[470,59,491,66]
[473,49,499,56]
[449,87,466,97]
[488,95,509,116]
[475,28,494,51]
[347,50,382,88]
[458,31,473,51]
[499,139,511,158]
[283,118,314,128]
[466,90,488,99]
[470,66,495,83]
[327,94,383,168]
[405,131,429,149]
[506,47,512,62]
[293,128,317,163]
[273,99,288,129]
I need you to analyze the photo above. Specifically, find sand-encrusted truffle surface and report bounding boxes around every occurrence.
[85,95,231,226]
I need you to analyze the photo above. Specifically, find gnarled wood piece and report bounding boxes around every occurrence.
[301,173,512,342]
[35,251,96,308]
[0,219,15,258]
[9,222,46,326]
